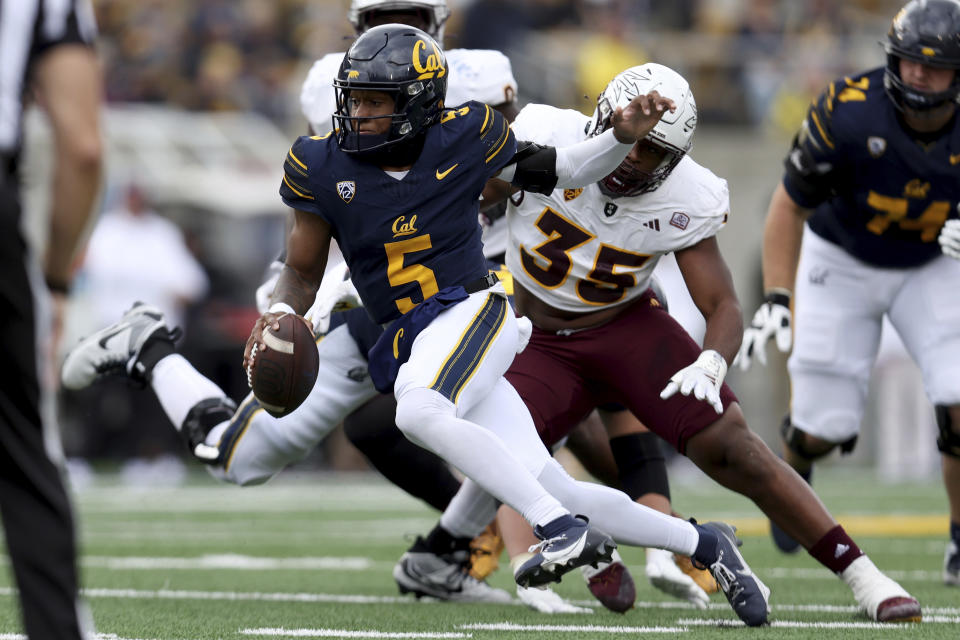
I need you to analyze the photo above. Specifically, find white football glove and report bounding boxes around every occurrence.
[939,218,960,260]
[660,349,727,414]
[645,548,709,610]
[306,261,363,335]
[254,259,286,314]
[733,291,792,371]
[516,585,593,614]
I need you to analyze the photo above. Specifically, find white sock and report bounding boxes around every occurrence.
[537,458,699,555]
[150,354,228,430]
[395,387,568,527]
[439,478,500,539]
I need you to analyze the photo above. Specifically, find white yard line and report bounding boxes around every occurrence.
[81,554,374,570]
[0,634,172,640]
[241,629,470,638]
[678,618,917,629]
[460,623,685,634]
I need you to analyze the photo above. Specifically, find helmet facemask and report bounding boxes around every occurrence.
[598,139,684,198]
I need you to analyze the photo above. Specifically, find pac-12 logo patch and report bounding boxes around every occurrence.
[604,202,618,217]
[337,181,356,203]
[670,211,689,230]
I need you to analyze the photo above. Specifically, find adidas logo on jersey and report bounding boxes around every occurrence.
[643,219,660,231]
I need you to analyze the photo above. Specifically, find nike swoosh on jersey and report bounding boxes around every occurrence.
[436,163,459,180]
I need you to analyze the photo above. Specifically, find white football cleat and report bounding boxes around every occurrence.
[393,539,512,604]
[945,540,959,586]
[516,585,592,614]
[841,556,921,622]
[61,302,178,390]
[645,547,709,609]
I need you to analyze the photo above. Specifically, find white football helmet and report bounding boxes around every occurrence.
[348,0,450,40]
[587,63,697,197]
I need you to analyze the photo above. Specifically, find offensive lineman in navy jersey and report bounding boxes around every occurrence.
[736,0,960,590]
[244,25,771,621]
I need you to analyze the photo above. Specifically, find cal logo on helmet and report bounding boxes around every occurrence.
[412,38,446,80]
[337,180,356,203]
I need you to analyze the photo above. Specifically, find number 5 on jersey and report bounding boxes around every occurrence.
[385,235,440,314]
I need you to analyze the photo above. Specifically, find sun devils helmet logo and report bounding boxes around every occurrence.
[337,180,356,203]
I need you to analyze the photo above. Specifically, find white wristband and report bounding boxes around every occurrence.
[268,302,296,315]
[694,349,728,387]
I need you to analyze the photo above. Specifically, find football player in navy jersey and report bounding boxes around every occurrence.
[736,0,960,587]
[246,23,780,625]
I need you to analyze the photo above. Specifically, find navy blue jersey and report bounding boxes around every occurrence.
[783,67,960,268]
[329,260,515,363]
[280,102,516,324]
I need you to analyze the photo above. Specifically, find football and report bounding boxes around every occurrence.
[248,313,319,418]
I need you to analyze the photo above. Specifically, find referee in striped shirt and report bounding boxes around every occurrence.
[1,1,102,637]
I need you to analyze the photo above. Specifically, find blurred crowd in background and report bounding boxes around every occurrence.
[46,0,927,480]
[95,0,901,133]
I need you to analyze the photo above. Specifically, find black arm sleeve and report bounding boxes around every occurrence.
[509,141,558,195]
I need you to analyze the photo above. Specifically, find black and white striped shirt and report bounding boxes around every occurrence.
[0,0,97,170]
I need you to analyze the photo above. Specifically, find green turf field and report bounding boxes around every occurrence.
[0,466,956,639]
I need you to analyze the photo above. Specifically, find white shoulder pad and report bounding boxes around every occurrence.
[445,49,518,108]
[664,156,730,222]
[300,53,345,134]
[511,104,591,148]
[651,156,730,247]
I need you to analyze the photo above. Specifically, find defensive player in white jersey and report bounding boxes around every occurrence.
[412,63,922,624]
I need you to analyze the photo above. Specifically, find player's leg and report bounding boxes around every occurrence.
[196,318,385,483]
[61,305,377,485]
[464,364,768,625]
[392,290,603,545]
[392,290,625,592]
[601,409,717,607]
[342,393,460,512]
[392,475,512,604]
[0,240,89,640]
[563,290,918,623]
[777,229,887,550]
[494,505,592,614]
[888,253,960,585]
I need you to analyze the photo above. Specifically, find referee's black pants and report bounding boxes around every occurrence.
[1,185,85,639]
